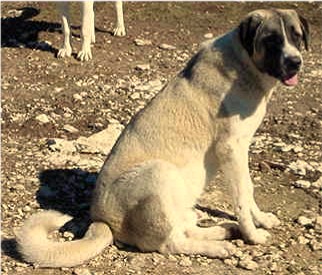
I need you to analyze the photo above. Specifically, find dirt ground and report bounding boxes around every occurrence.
[1,1,322,274]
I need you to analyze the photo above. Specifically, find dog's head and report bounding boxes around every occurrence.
[239,9,309,86]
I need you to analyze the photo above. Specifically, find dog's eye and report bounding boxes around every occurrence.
[265,34,283,46]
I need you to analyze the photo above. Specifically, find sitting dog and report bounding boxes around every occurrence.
[17,9,309,267]
[57,1,125,61]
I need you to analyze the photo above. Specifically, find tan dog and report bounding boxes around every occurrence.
[57,1,125,61]
[17,9,309,267]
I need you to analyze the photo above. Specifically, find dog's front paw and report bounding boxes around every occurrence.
[254,212,281,229]
[245,228,271,245]
[77,48,92,62]
[113,26,126,37]
[57,46,72,58]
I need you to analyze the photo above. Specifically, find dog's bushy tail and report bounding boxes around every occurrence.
[16,210,113,267]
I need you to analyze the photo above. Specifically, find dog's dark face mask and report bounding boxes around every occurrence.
[239,9,309,86]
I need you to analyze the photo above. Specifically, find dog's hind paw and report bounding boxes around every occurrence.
[254,212,281,229]
[57,47,72,58]
[213,242,236,258]
[113,26,126,37]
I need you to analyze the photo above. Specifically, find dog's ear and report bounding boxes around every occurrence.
[239,14,263,56]
[298,15,310,51]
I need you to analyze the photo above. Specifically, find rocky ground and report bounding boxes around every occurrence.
[1,2,322,275]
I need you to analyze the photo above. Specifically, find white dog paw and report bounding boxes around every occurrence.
[57,47,72,58]
[245,228,271,245]
[254,212,281,229]
[77,49,92,62]
[113,26,126,37]
[215,242,236,258]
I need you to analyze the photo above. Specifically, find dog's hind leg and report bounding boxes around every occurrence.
[185,222,239,241]
[113,1,126,36]
[57,2,72,58]
[77,1,95,61]
[160,227,236,258]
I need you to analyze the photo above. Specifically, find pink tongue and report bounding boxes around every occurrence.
[283,74,298,86]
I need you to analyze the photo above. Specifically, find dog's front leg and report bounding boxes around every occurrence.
[77,1,95,61]
[57,2,72,58]
[220,139,272,244]
[113,1,126,36]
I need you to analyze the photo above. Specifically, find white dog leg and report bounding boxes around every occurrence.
[57,2,72,58]
[113,1,126,36]
[221,139,271,245]
[161,228,236,259]
[77,1,94,61]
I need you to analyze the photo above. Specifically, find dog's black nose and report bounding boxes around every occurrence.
[285,55,302,72]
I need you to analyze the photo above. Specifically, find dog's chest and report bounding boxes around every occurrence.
[226,96,268,141]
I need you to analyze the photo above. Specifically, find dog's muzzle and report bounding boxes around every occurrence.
[281,55,302,86]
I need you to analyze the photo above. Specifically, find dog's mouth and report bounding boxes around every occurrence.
[281,73,298,86]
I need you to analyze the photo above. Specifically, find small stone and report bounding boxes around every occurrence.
[268,262,278,272]
[204,33,213,39]
[288,160,314,176]
[314,216,322,232]
[179,257,192,267]
[224,258,238,266]
[293,180,311,189]
[130,92,141,100]
[134,38,152,46]
[35,114,50,124]
[135,64,150,71]
[54,87,64,93]
[297,235,309,244]
[312,176,322,189]
[73,93,83,101]
[238,259,259,270]
[63,124,79,134]
[73,268,92,275]
[309,239,322,251]
[235,239,244,247]
[297,216,313,226]
[22,206,32,212]
[159,43,176,50]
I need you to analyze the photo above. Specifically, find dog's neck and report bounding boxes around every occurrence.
[230,29,278,95]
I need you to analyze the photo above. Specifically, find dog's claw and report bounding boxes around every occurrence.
[57,47,72,58]
[113,26,126,37]
[216,242,236,258]
[77,49,92,62]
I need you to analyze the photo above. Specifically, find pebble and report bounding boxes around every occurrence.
[63,124,79,134]
[73,268,92,275]
[314,216,322,232]
[238,259,259,270]
[159,43,176,50]
[73,93,83,101]
[179,257,192,267]
[135,64,150,71]
[130,92,141,100]
[311,176,322,189]
[134,38,152,46]
[288,160,314,176]
[35,114,50,124]
[297,216,313,226]
[204,33,214,39]
[293,180,311,189]
[297,235,309,244]
[309,239,322,251]
[22,205,31,212]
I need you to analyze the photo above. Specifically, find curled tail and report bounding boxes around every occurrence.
[16,210,113,267]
